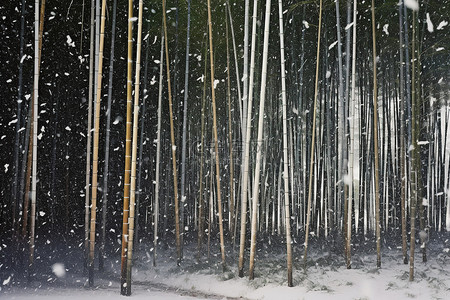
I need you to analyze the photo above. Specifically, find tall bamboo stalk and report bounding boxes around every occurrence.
[225,2,235,246]
[125,0,144,294]
[29,0,41,279]
[99,0,117,272]
[198,38,208,260]
[12,0,27,235]
[120,0,133,293]
[180,0,191,251]
[278,0,293,286]
[239,0,250,257]
[398,0,408,265]
[346,0,358,269]
[303,0,323,269]
[371,0,381,268]
[238,0,258,278]
[134,21,151,253]
[88,0,106,287]
[335,0,346,224]
[162,0,181,266]
[207,0,226,270]
[153,28,164,267]
[409,4,419,282]
[249,0,271,281]
[23,0,45,243]
[84,0,95,272]
[226,0,242,243]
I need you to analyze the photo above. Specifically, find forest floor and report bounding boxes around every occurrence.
[2,232,450,299]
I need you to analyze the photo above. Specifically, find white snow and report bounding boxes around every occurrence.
[326,70,331,79]
[345,22,354,31]
[39,211,46,216]
[426,13,434,32]
[66,35,75,47]
[404,0,419,11]
[9,289,210,300]
[51,263,66,278]
[328,41,338,50]
[302,20,309,29]
[436,47,444,52]
[150,75,156,85]
[213,79,220,89]
[437,20,448,30]
[113,116,122,125]
[383,24,389,35]
[2,276,11,286]
[343,174,352,186]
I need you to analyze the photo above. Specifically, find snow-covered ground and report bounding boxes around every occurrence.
[3,236,450,300]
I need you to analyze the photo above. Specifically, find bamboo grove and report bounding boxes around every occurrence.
[1,0,450,294]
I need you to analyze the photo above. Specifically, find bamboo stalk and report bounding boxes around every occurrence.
[371,0,381,269]
[125,0,144,294]
[180,0,191,253]
[88,0,106,287]
[29,0,41,279]
[278,0,293,286]
[99,0,117,273]
[120,0,133,293]
[207,0,226,270]
[153,27,164,267]
[162,0,181,266]
[303,0,323,270]
[198,38,208,260]
[225,1,236,245]
[84,0,95,273]
[238,0,258,278]
[249,0,271,280]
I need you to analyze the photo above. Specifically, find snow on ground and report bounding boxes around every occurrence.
[125,239,450,300]
[3,236,450,299]
[6,288,212,300]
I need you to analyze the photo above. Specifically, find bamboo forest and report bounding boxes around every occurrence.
[1,0,450,299]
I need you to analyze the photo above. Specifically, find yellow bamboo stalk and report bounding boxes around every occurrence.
[120,0,133,293]
[162,0,181,266]
[207,0,226,270]
[88,0,106,287]
[125,0,144,294]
